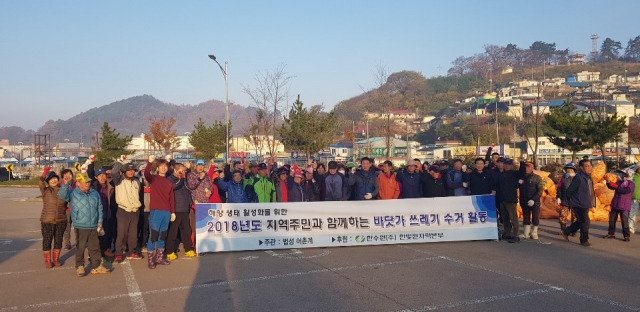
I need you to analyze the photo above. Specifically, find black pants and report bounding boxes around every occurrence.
[115,209,139,257]
[99,218,112,254]
[75,228,101,269]
[608,209,630,238]
[41,222,67,250]
[137,211,150,249]
[166,212,193,253]
[521,201,540,226]
[499,202,519,237]
[566,207,590,243]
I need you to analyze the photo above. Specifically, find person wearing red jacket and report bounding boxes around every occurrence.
[144,155,175,269]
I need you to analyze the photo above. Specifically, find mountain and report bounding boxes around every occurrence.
[1,95,255,144]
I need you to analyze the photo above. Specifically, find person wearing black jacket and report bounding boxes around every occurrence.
[165,164,195,260]
[498,159,521,242]
[518,160,542,240]
[303,169,321,202]
[485,146,501,171]
[465,158,497,196]
[421,165,447,198]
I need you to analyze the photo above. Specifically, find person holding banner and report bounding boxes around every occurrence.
[396,159,422,199]
[378,160,400,200]
[218,170,256,203]
[349,157,380,200]
[253,163,277,203]
[446,159,467,197]
[421,165,447,198]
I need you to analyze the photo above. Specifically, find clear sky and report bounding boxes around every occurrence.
[1,0,639,130]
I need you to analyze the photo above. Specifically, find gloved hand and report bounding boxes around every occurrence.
[88,155,96,163]
[462,182,468,188]
[170,213,176,222]
[165,154,172,162]
[527,200,534,207]
[149,155,156,163]
[364,193,372,200]
[461,165,467,172]
[518,179,524,185]
[80,164,88,173]
[118,155,129,164]
[556,198,562,206]
[41,165,52,179]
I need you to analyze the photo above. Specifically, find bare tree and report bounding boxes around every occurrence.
[359,63,395,159]
[242,64,294,162]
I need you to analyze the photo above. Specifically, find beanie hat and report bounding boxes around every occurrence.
[45,171,59,183]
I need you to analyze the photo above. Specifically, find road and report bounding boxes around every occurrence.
[1,187,639,312]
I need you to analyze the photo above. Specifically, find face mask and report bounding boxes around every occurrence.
[338,170,345,175]
[568,172,576,177]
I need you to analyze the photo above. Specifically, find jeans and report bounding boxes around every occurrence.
[608,209,630,238]
[565,207,590,243]
[629,200,639,234]
[147,210,170,252]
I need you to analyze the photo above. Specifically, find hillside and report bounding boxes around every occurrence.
[1,95,254,144]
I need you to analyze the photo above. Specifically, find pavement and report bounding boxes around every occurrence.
[1,187,640,312]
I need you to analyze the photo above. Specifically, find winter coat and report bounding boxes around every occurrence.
[556,174,574,206]
[313,171,327,201]
[168,175,193,213]
[518,172,542,204]
[633,173,640,200]
[59,183,103,230]
[466,170,496,195]
[112,162,142,212]
[218,179,256,203]
[186,170,214,204]
[446,169,466,197]
[348,169,380,200]
[39,180,67,224]
[378,173,400,199]
[497,170,520,204]
[253,175,277,203]
[420,172,447,198]
[288,182,309,202]
[565,171,596,209]
[324,173,350,201]
[276,177,293,202]
[303,180,320,202]
[396,171,422,198]
[608,179,635,211]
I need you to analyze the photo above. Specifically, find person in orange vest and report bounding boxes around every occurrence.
[378,160,400,199]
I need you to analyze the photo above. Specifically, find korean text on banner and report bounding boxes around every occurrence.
[195,195,498,253]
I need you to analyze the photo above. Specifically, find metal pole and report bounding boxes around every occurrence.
[495,96,499,145]
[225,61,229,163]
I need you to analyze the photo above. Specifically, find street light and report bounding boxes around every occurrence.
[208,54,229,162]
[184,132,191,159]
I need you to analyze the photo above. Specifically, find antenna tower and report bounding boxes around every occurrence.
[590,34,599,58]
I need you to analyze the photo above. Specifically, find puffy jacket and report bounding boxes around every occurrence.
[303,180,320,202]
[39,180,67,224]
[378,173,400,199]
[466,170,496,195]
[348,169,380,200]
[556,174,574,206]
[288,182,309,202]
[396,171,422,198]
[186,170,213,204]
[420,172,446,198]
[518,172,542,203]
[59,183,103,230]
[633,173,640,200]
[112,162,142,212]
[608,179,635,211]
[324,173,350,201]
[253,175,276,203]
[218,179,256,203]
[446,169,466,196]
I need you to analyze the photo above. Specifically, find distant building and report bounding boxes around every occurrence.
[576,71,600,82]
[569,53,586,65]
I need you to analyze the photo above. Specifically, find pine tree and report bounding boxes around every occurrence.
[96,122,133,167]
[542,101,592,162]
[188,119,230,161]
[279,95,336,161]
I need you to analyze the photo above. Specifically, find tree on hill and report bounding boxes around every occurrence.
[95,122,132,167]
[599,37,623,62]
[624,36,640,62]
[144,117,182,155]
[189,118,230,161]
[542,101,592,162]
[585,110,627,165]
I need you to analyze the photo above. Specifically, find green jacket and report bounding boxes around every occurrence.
[633,173,640,200]
[252,175,276,203]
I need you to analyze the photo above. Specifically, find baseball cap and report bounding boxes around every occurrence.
[196,159,205,166]
[249,162,257,168]
[497,157,506,163]
[429,165,441,173]
[121,163,137,172]
[439,160,449,166]
[504,159,514,165]
[406,159,417,167]
[75,172,92,183]
[328,161,338,169]
[258,163,268,170]
[95,168,107,176]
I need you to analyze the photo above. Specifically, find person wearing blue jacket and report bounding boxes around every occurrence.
[348,157,380,200]
[396,159,423,198]
[59,172,110,277]
[218,170,256,203]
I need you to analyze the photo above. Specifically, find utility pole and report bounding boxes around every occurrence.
[366,118,370,158]
[352,120,356,161]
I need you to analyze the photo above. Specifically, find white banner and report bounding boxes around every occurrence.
[195,195,498,253]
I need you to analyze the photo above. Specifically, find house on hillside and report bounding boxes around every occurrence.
[627,72,640,83]
[569,53,586,65]
[329,142,353,158]
[577,71,600,82]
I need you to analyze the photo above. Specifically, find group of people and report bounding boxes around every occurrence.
[37,147,638,276]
